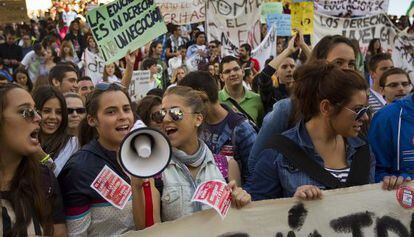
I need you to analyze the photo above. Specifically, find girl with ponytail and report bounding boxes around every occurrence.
[131,86,251,225]
[249,61,375,200]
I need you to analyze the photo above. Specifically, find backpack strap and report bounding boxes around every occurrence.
[226,98,260,132]
[264,135,343,189]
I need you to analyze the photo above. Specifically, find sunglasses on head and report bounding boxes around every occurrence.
[20,108,41,121]
[95,82,125,91]
[345,105,370,121]
[67,107,86,114]
[151,107,198,124]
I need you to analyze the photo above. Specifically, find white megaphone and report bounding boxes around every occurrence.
[119,120,172,178]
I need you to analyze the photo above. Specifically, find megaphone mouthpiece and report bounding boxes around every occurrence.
[132,134,153,158]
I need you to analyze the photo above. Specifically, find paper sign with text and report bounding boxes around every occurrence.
[86,0,167,64]
[91,165,132,210]
[191,180,232,219]
[267,14,291,36]
[128,70,154,101]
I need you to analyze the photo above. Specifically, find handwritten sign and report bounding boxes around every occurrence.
[290,1,313,35]
[314,0,389,16]
[156,0,206,25]
[392,33,414,85]
[252,25,277,70]
[83,49,105,85]
[122,184,414,236]
[128,70,154,101]
[86,0,167,64]
[261,2,283,23]
[267,14,291,36]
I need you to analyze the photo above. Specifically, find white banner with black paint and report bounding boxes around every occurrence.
[156,0,205,25]
[252,25,277,71]
[122,184,414,236]
[393,33,414,85]
[128,70,156,102]
[314,0,389,17]
[83,49,106,85]
[206,0,262,56]
[313,12,398,54]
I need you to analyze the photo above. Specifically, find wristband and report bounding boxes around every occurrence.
[40,154,51,164]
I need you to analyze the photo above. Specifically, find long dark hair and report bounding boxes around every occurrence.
[12,67,33,92]
[0,84,53,236]
[32,86,70,158]
[79,84,133,146]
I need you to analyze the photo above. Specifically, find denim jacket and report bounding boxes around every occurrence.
[161,148,225,221]
[248,121,376,200]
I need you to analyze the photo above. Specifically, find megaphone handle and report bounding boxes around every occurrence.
[143,180,154,227]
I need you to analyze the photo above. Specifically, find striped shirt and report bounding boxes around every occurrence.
[325,167,351,183]
[368,89,386,114]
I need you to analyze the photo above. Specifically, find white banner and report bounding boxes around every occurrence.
[128,70,154,102]
[83,50,105,85]
[252,25,277,71]
[314,0,389,16]
[206,0,262,56]
[156,0,206,25]
[313,13,398,54]
[393,33,414,84]
[122,184,414,236]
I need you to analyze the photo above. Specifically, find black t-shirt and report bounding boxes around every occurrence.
[0,166,65,236]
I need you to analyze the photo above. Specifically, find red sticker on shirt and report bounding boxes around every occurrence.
[396,185,414,209]
[91,165,132,210]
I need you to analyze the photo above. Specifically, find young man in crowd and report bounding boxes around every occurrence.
[165,25,188,61]
[379,68,413,104]
[186,31,209,71]
[49,64,79,93]
[77,76,94,103]
[238,43,260,75]
[367,53,394,113]
[21,43,46,81]
[179,71,258,186]
[218,56,264,126]
[0,31,23,72]
[209,40,222,64]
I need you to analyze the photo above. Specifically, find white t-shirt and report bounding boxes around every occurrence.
[54,137,80,177]
[21,50,43,81]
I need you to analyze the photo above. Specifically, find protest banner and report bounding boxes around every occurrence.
[0,0,29,24]
[128,70,154,101]
[83,50,106,85]
[156,0,205,25]
[313,12,398,54]
[122,184,414,236]
[392,33,414,84]
[290,1,313,35]
[267,14,291,36]
[261,2,283,23]
[206,0,262,56]
[86,0,168,64]
[314,0,389,16]
[252,25,277,70]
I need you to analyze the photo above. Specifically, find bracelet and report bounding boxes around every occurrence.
[40,154,51,164]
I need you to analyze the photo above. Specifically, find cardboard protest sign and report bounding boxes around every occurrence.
[90,165,132,210]
[122,184,414,236]
[86,0,168,64]
[313,12,398,54]
[314,0,389,17]
[261,2,283,23]
[392,33,414,84]
[191,180,232,219]
[83,50,106,85]
[267,14,291,36]
[0,0,29,24]
[290,1,313,35]
[156,0,205,25]
[128,70,154,101]
[252,25,277,70]
[206,0,262,56]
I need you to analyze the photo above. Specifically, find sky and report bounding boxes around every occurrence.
[388,0,412,16]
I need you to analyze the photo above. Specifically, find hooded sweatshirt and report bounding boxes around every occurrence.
[368,93,414,182]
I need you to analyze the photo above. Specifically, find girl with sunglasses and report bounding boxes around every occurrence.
[249,62,375,200]
[131,86,251,225]
[135,95,163,131]
[64,92,86,137]
[58,83,138,235]
[33,86,79,177]
[0,84,67,236]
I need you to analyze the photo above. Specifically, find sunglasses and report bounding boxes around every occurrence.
[151,107,198,124]
[344,105,370,121]
[95,82,125,91]
[20,108,41,121]
[67,107,86,114]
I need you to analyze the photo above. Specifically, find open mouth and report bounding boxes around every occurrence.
[116,125,130,132]
[44,121,58,130]
[29,128,40,143]
[165,127,178,136]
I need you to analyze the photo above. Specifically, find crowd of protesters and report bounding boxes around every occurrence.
[1,0,414,236]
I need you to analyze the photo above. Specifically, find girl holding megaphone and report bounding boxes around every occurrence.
[131,86,251,226]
